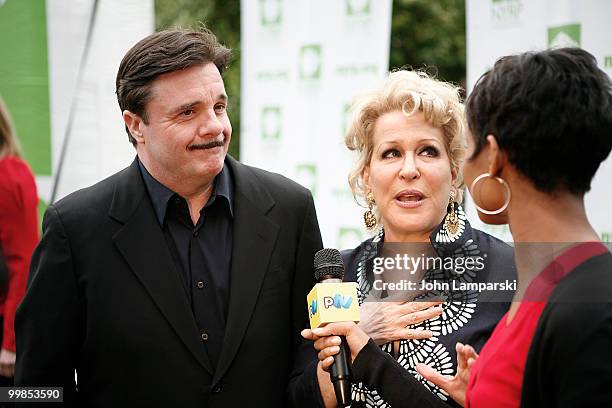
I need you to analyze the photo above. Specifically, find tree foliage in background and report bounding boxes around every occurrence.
[155,0,466,158]
[155,0,241,159]
[390,0,466,87]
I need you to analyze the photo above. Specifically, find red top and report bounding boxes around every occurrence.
[465,242,609,408]
[0,156,39,352]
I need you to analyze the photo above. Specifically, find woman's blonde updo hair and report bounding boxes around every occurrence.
[345,69,467,207]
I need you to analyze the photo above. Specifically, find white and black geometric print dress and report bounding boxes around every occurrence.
[340,206,516,408]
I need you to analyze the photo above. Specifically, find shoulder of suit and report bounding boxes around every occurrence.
[51,165,132,218]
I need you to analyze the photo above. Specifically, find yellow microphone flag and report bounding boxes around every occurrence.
[307,282,360,329]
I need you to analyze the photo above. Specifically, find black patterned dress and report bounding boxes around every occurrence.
[341,207,516,407]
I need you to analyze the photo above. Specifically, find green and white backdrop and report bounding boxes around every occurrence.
[466,0,612,242]
[0,0,153,217]
[240,0,392,248]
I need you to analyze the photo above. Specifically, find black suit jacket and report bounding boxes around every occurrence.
[15,156,324,407]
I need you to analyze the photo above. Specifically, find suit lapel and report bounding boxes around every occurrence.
[110,159,214,375]
[213,157,279,384]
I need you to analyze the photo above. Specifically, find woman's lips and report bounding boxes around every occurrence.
[394,190,425,208]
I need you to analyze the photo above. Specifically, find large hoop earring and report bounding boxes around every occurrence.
[470,173,511,215]
[363,192,377,230]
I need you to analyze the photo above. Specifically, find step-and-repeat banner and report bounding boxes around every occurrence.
[466,0,612,241]
[0,0,153,209]
[240,0,392,248]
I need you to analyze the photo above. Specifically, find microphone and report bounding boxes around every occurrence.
[308,248,360,407]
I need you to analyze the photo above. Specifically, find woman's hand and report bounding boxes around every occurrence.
[0,349,16,378]
[415,342,478,407]
[302,322,370,372]
[358,301,443,345]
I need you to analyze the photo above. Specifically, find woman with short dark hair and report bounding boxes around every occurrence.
[305,47,612,407]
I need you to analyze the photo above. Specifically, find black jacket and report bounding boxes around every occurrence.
[15,156,323,407]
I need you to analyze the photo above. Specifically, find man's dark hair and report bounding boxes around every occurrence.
[116,27,231,146]
[466,47,612,195]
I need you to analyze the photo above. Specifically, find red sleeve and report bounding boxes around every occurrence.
[0,157,39,352]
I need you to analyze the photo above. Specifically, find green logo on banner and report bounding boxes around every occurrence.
[602,232,611,242]
[259,0,282,26]
[261,106,282,141]
[346,0,371,16]
[605,56,612,68]
[299,44,322,80]
[0,0,52,175]
[490,0,523,24]
[337,227,364,250]
[295,164,317,197]
[548,24,581,48]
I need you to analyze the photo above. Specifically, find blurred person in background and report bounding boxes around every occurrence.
[314,70,516,407]
[0,96,39,385]
[306,47,612,408]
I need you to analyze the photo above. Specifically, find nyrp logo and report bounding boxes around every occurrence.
[299,44,322,80]
[323,294,354,309]
[259,0,282,27]
[261,106,282,141]
[295,163,317,197]
[346,0,371,16]
[548,24,581,48]
[490,0,523,24]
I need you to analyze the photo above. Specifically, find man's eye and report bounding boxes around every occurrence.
[182,109,195,117]
[382,149,401,159]
[214,104,226,113]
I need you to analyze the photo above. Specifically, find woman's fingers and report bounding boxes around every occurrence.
[399,300,443,314]
[313,335,342,352]
[400,305,444,326]
[395,327,433,340]
[415,363,452,390]
[318,345,341,362]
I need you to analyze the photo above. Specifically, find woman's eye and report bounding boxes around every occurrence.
[420,146,439,157]
[382,149,401,159]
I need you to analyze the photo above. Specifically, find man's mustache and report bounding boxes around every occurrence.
[188,136,226,150]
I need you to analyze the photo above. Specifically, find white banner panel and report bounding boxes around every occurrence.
[241,0,392,248]
[46,0,154,202]
[466,0,612,241]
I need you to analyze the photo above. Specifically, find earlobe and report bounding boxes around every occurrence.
[486,135,503,176]
[123,110,144,143]
[362,166,370,190]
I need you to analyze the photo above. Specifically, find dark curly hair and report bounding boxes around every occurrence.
[466,47,612,195]
[116,27,231,146]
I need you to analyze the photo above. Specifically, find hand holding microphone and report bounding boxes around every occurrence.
[302,248,361,407]
[301,321,369,370]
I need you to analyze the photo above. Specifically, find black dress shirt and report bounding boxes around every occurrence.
[138,159,233,369]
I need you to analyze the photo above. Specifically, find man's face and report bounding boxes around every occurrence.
[131,62,231,185]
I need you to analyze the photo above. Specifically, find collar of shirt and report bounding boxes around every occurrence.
[137,158,234,227]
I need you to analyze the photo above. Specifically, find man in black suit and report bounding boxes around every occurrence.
[15,28,324,407]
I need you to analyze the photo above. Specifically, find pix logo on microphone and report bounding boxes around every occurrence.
[309,294,354,318]
[307,282,360,329]
[323,294,353,309]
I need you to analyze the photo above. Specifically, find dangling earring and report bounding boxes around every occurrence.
[444,190,460,238]
[363,192,377,230]
[470,173,511,215]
